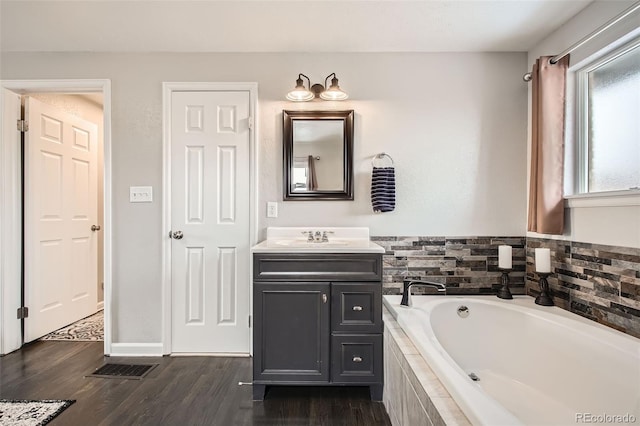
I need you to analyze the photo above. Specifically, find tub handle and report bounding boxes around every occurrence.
[352,356,363,363]
[352,305,363,311]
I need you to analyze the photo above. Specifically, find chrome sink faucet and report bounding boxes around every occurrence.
[400,280,446,306]
[321,231,334,242]
[301,230,334,243]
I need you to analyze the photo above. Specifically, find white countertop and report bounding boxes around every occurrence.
[251,226,385,254]
[251,239,385,253]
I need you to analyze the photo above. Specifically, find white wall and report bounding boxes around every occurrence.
[0,52,528,343]
[526,0,640,248]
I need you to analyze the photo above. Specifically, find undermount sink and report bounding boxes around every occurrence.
[252,227,385,253]
[270,239,352,248]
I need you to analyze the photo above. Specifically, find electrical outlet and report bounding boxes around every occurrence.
[130,186,153,203]
[267,202,278,218]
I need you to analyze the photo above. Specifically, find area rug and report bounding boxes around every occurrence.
[0,400,74,426]
[40,310,103,341]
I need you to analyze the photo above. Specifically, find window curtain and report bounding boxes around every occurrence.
[306,155,318,190]
[527,55,570,235]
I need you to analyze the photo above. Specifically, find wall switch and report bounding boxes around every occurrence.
[267,202,278,218]
[130,186,153,203]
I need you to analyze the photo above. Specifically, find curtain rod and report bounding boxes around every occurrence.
[523,0,640,82]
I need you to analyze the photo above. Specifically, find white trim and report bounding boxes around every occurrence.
[0,89,22,355]
[161,82,259,356]
[109,343,164,357]
[565,190,640,208]
[170,352,250,357]
[0,79,113,356]
[572,36,640,195]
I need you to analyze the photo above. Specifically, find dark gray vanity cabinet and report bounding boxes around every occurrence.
[252,253,383,401]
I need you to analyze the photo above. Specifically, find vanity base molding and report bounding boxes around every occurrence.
[252,383,383,401]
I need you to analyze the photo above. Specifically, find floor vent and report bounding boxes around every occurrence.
[87,363,158,380]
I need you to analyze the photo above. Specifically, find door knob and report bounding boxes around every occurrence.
[91,225,101,231]
[170,231,184,240]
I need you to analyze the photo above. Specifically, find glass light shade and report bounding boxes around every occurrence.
[319,77,348,100]
[286,78,314,101]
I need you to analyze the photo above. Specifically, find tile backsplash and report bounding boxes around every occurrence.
[373,235,640,338]
[371,236,526,295]
[526,237,640,338]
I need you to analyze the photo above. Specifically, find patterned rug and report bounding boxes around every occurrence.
[40,310,103,341]
[0,400,74,426]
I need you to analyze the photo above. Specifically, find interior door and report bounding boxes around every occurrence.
[171,90,251,353]
[24,96,98,342]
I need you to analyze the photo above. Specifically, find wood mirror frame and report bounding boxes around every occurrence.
[283,110,354,201]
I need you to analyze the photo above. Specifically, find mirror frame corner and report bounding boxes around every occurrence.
[283,109,354,201]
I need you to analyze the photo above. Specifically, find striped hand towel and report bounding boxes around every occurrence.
[371,167,396,212]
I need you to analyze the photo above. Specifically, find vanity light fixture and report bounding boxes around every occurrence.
[286,72,348,102]
[286,74,315,101]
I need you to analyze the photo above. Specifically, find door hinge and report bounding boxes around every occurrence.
[248,116,254,130]
[248,315,252,328]
[17,306,29,319]
[17,119,29,132]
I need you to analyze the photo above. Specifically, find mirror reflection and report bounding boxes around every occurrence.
[283,110,354,200]
[291,120,344,192]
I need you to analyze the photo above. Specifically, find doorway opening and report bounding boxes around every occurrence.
[0,80,112,356]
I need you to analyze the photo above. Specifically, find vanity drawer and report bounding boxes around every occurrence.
[331,283,382,333]
[253,253,382,282]
[331,334,383,384]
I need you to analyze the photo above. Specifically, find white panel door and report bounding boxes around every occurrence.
[24,96,98,342]
[171,91,251,353]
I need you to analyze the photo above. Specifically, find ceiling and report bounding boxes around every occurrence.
[0,0,594,53]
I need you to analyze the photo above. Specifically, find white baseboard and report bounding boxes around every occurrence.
[170,352,250,357]
[109,343,163,357]
[97,301,104,311]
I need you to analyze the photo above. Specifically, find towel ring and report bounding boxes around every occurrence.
[372,152,394,167]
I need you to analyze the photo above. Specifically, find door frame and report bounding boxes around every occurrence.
[161,82,259,355]
[0,79,113,355]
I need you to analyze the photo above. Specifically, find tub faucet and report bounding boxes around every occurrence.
[400,280,446,307]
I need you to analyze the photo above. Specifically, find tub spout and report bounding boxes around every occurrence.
[400,280,446,307]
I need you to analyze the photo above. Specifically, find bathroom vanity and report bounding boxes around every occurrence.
[251,227,385,401]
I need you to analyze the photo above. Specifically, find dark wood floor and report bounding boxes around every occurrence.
[0,341,391,425]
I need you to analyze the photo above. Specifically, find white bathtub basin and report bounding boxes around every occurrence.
[384,295,640,426]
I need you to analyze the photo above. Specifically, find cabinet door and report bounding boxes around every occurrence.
[331,283,382,333]
[253,282,330,383]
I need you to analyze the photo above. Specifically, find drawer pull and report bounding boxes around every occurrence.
[352,305,363,311]
[352,356,363,363]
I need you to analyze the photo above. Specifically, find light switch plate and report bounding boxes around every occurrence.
[267,202,278,218]
[130,186,153,203]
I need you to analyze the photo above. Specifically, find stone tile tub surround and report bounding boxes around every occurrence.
[371,236,526,295]
[383,307,470,426]
[526,238,640,338]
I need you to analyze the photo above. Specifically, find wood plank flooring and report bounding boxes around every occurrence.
[0,341,391,425]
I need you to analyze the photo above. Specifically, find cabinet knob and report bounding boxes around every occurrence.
[322,294,327,303]
[352,305,363,311]
[352,356,363,363]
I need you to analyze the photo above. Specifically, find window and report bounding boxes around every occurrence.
[575,37,640,194]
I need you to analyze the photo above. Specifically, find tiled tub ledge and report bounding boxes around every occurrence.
[383,307,470,426]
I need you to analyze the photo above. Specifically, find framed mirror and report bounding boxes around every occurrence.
[283,110,354,200]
